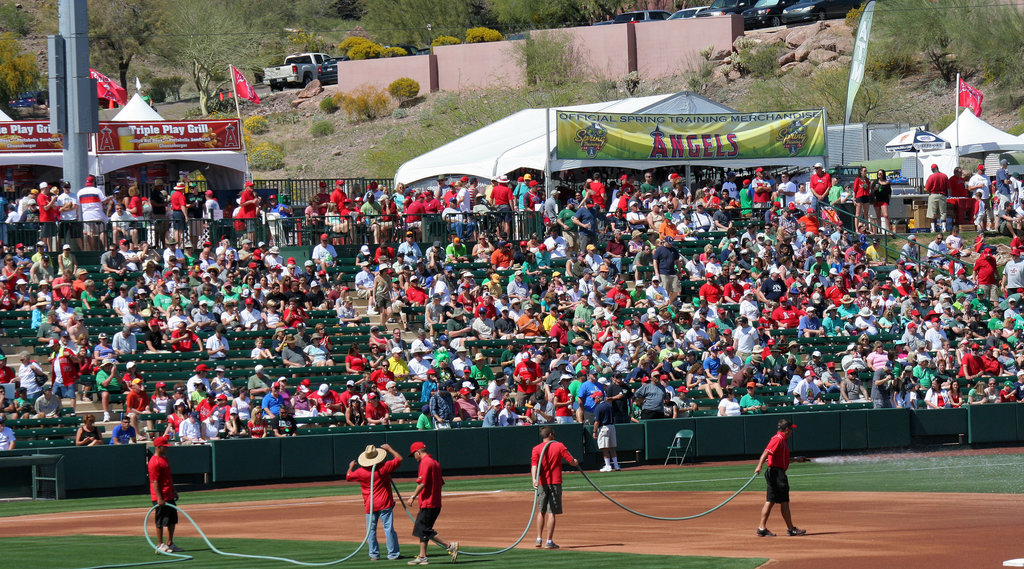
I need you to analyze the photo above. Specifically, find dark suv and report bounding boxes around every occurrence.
[697,0,757,17]
[742,0,801,27]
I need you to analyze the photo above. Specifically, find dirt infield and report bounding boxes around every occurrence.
[3,489,1022,568]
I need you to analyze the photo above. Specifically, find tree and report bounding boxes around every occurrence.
[874,0,971,83]
[0,33,40,114]
[157,0,262,115]
[489,0,626,30]
[359,0,491,46]
[88,0,160,89]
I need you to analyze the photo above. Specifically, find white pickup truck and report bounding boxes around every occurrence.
[263,52,337,91]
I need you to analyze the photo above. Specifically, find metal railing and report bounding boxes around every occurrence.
[4,211,547,253]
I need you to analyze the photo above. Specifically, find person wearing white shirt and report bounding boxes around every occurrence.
[186,371,211,397]
[431,278,451,305]
[0,418,15,450]
[854,308,879,335]
[777,173,797,206]
[793,374,822,405]
[645,280,670,307]
[685,256,705,280]
[240,303,264,330]
[163,245,185,269]
[408,353,430,381]
[543,235,568,260]
[178,413,203,443]
[738,292,759,322]
[683,325,710,351]
[924,321,947,352]
[732,319,760,360]
[205,327,229,360]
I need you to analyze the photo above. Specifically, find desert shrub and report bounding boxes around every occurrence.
[249,142,285,170]
[0,5,32,36]
[510,33,585,86]
[349,42,384,60]
[392,108,409,119]
[310,119,335,137]
[845,5,865,30]
[382,47,408,58]
[733,41,783,79]
[338,36,373,57]
[865,50,917,81]
[388,77,420,102]
[337,86,392,121]
[431,35,461,48]
[289,30,328,53]
[319,96,339,114]
[244,115,270,135]
[465,27,503,44]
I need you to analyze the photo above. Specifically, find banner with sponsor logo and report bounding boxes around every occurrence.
[95,119,243,154]
[555,109,826,161]
[0,121,64,152]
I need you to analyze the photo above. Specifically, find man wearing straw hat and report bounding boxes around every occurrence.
[346,443,404,561]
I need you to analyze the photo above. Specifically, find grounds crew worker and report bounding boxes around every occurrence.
[407,441,459,565]
[148,435,183,553]
[531,425,578,549]
[346,444,403,561]
[754,419,806,537]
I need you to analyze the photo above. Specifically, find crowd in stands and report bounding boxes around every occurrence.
[2,160,1024,449]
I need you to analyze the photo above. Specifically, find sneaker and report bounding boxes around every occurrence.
[535,539,543,548]
[599,465,613,472]
[787,527,807,536]
[756,528,776,537]
[167,544,184,552]
[155,544,170,553]
[613,466,622,471]
[448,542,458,563]
[408,557,429,566]
[544,541,560,549]
[103,412,111,422]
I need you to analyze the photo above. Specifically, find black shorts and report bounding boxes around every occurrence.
[152,500,178,528]
[855,195,873,204]
[170,211,186,231]
[640,409,664,421]
[413,507,441,541]
[764,467,790,503]
[41,222,57,238]
[538,484,563,515]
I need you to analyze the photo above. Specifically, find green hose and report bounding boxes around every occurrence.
[575,466,759,521]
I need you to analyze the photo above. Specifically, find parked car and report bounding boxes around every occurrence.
[697,0,757,17]
[742,0,801,27]
[594,10,672,24]
[263,53,335,91]
[781,0,862,24]
[668,6,710,18]
[8,91,46,108]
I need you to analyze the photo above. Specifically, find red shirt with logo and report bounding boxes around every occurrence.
[764,431,790,470]
[416,453,444,508]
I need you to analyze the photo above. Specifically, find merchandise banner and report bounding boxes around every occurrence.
[555,109,826,161]
[95,119,243,153]
[0,121,64,152]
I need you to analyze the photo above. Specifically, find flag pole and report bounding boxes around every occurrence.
[954,72,960,164]
[230,64,251,179]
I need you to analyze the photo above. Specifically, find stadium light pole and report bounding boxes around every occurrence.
[50,0,97,193]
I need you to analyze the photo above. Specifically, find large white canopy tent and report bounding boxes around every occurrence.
[914,109,1024,174]
[395,92,824,186]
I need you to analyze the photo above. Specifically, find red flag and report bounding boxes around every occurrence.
[89,69,127,106]
[957,77,983,117]
[231,65,261,104]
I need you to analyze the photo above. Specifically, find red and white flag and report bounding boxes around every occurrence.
[957,77,983,117]
[231,65,261,104]
[89,69,127,106]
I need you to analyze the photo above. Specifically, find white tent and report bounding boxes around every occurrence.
[394,92,822,186]
[939,109,1024,156]
[0,108,12,121]
[111,93,164,122]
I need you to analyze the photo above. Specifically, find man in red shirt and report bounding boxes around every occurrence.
[925,164,950,232]
[698,274,723,304]
[408,441,458,564]
[974,248,999,304]
[329,180,347,213]
[148,436,183,553]
[490,175,515,238]
[531,426,579,549]
[169,182,189,246]
[809,163,831,203]
[754,419,805,537]
[38,185,59,250]
[553,377,574,423]
[236,181,260,235]
[513,355,543,406]
[771,299,801,329]
[346,444,403,561]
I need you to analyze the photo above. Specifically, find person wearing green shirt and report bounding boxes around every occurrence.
[81,285,100,310]
[556,207,578,235]
[573,304,593,326]
[827,181,845,204]
[913,360,936,390]
[822,307,840,336]
[470,355,494,386]
[739,382,765,414]
[416,404,434,430]
[739,180,753,216]
[837,296,859,320]
[152,290,172,315]
[95,359,120,422]
[445,241,467,260]
[639,172,659,195]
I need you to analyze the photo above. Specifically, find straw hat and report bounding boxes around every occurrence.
[357,445,388,468]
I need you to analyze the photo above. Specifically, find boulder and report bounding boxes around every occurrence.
[789,61,815,77]
[289,99,304,108]
[832,34,854,55]
[793,44,812,62]
[808,48,839,64]
[778,51,796,66]
[711,48,731,61]
[785,27,812,48]
[836,55,852,66]
[295,79,323,100]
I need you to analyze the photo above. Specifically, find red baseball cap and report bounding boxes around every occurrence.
[460,176,469,183]
[195,364,208,372]
[320,233,329,240]
[153,436,170,447]
[216,393,228,400]
[408,441,427,456]
[930,164,938,170]
[335,179,344,186]
[244,181,254,187]
[978,164,985,170]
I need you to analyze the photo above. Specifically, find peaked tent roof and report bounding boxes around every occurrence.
[111,93,164,122]
[393,92,788,185]
[0,108,11,121]
[939,109,1024,156]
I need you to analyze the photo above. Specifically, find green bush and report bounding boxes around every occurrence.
[249,142,285,171]
[465,27,503,44]
[0,5,33,36]
[1009,122,1024,136]
[319,96,339,114]
[310,119,335,137]
[511,33,583,86]
[338,36,373,58]
[382,46,408,58]
[431,35,461,48]
[337,86,392,121]
[865,51,917,81]
[349,42,384,60]
[244,115,270,135]
[388,77,420,102]
[845,5,865,31]
[733,41,783,79]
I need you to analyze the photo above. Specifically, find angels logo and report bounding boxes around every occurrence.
[774,119,808,156]
[573,123,608,158]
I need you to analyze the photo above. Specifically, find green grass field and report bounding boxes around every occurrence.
[2,451,1022,519]
[0,536,768,569]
